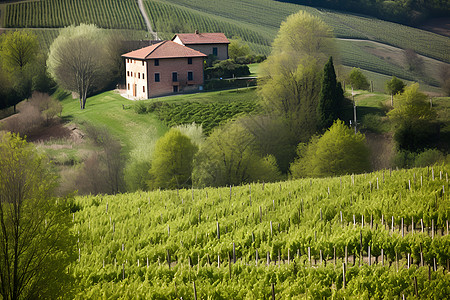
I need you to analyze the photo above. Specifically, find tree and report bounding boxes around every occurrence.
[258,11,337,155]
[149,129,198,190]
[193,121,281,187]
[404,49,424,73]
[0,30,39,111]
[0,132,76,300]
[387,83,438,151]
[0,30,38,72]
[47,24,112,109]
[317,56,345,131]
[385,76,405,106]
[228,37,251,61]
[291,120,370,177]
[348,68,370,90]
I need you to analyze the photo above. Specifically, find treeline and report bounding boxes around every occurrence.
[277,0,449,25]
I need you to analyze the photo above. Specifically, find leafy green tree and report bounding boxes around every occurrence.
[385,76,405,106]
[291,120,370,177]
[0,30,39,111]
[387,83,438,151]
[47,24,112,109]
[348,68,370,90]
[149,129,198,190]
[228,37,251,61]
[0,132,76,300]
[258,11,337,156]
[193,121,281,187]
[317,56,345,131]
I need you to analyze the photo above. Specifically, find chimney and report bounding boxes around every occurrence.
[195,30,199,34]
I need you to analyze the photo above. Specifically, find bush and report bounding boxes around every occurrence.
[134,102,147,114]
[205,59,250,79]
[414,149,445,167]
[291,120,370,177]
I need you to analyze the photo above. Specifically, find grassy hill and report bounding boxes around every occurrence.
[2,0,449,90]
[70,165,449,298]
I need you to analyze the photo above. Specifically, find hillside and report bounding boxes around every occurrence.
[71,165,449,298]
[1,0,449,91]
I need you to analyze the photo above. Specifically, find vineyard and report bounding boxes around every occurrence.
[71,165,450,298]
[4,0,145,30]
[136,96,258,134]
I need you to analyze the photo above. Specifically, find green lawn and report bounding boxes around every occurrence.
[60,88,258,153]
[61,91,167,153]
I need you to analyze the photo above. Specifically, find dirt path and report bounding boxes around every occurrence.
[137,0,158,40]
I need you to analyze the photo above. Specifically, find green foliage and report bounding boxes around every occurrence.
[385,76,405,96]
[348,68,370,90]
[0,30,38,72]
[47,24,113,109]
[0,132,76,299]
[228,37,252,60]
[259,11,335,145]
[0,30,39,107]
[388,83,438,151]
[317,56,345,131]
[70,162,450,298]
[193,121,281,187]
[205,59,250,79]
[291,120,370,177]
[149,129,198,190]
[153,100,257,135]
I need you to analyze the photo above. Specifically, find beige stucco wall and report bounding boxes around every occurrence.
[125,59,148,100]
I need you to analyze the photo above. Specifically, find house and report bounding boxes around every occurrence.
[122,40,207,99]
[172,31,230,61]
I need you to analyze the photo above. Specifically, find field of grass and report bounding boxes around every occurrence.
[60,88,257,152]
[70,165,450,298]
[60,91,167,154]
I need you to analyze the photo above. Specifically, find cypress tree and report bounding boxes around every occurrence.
[317,57,344,131]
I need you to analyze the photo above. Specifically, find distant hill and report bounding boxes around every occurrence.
[1,0,449,91]
[275,0,450,26]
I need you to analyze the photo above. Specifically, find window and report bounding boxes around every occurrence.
[188,71,193,81]
[213,47,218,56]
[143,86,145,92]
[142,61,144,66]
[138,73,140,79]
[127,83,130,90]
[131,71,133,76]
[173,86,178,93]
[154,73,160,82]
[127,71,129,76]
[154,59,159,66]
[188,57,193,64]
[142,73,145,80]
[172,72,178,82]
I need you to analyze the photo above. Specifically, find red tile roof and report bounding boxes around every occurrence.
[172,32,230,45]
[121,40,207,60]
